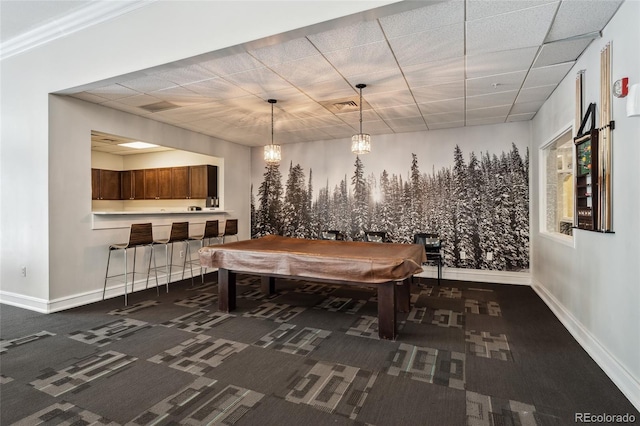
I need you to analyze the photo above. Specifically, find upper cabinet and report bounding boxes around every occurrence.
[92,165,217,201]
[92,169,121,200]
[121,169,145,200]
[144,168,172,200]
[190,165,217,199]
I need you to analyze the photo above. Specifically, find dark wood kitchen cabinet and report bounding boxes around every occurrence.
[91,169,121,200]
[189,165,217,199]
[121,169,145,200]
[171,166,190,199]
[144,168,171,199]
[171,165,218,199]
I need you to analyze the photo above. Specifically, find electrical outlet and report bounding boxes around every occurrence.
[179,250,185,258]
[21,266,27,277]
[486,252,493,261]
[460,251,466,260]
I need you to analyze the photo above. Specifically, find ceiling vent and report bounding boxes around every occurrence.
[320,97,370,114]
[140,101,180,113]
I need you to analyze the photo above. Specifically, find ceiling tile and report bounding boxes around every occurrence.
[182,78,250,100]
[466,47,538,79]
[413,82,464,103]
[385,116,426,129]
[467,0,557,21]
[510,100,544,114]
[417,98,464,116]
[270,55,342,86]
[523,61,574,88]
[546,0,622,42]
[404,57,465,87]
[249,37,320,66]
[101,100,153,116]
[388,23,464,67]
[198,52,264,77]
[466,116,507,126]
[507,112,536,122]
[152,64,216,86]
[428,121,465,130]
[346,67,407,95]
[118,76,177,93]
[71,92,109,103]
[376,104,422,120]
[301,80,356,102]
[115,94,162,107]
[364,89,415,109]
[86,84,140,100]
[533,37,593,68]
[337,109,381,125]
[466,70,527,96]
[515,84,556,104]
[393,125,430,134]
[221,67,292,95]
[466,2,558,55]
[466,105,512,120]
[379,1,463,39]
[149,86,212,105]
[308,20,385,53]
[317,124,358,138]
[424,111,465,124]
[466,90,518,110]
[323,41,398,77]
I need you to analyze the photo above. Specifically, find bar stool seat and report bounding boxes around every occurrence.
[103,223,158,305]
[188,220,221,283]
[149,222,194,290]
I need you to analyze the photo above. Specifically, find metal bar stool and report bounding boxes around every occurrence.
[413,233,443,285]
[149,222,194,291]
[188,220,221,283]
[103,223,158,305]
[220,219,238,243]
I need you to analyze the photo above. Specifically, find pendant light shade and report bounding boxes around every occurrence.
[351,84,371,154]
[264,99,281,165]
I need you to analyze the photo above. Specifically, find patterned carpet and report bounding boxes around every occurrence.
[1,275,637,425]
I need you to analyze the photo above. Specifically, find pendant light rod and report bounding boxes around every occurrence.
[268,99,276,146]
[356,84,366,134]
[351,83,371,155]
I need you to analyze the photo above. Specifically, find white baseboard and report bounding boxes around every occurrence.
[0,268,218,313]
[0,290,50,313]
[415,266,531,285]
[532,280,640,412]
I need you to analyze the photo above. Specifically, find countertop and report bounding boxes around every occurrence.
[93,209,228,215]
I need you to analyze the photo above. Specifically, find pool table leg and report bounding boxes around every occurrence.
[218,268,236,312]
[377,281,397,340]
[261,276,276,295]
[396,278,411,312]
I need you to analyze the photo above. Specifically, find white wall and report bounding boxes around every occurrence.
[1,0,398,306]
[530,0,640,409]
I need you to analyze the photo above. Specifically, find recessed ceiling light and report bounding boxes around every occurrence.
[118,141,159,149]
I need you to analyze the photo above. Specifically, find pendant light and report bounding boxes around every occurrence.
[351,83,371,154]
[264,99,281,165]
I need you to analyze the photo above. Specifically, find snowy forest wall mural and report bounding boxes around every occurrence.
[251,143,529,272]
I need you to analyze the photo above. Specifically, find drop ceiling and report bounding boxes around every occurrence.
[61,0,623,147]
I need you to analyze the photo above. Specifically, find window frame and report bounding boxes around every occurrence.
[539,122,576,247]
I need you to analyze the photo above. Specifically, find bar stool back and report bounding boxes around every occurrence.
[149,222,194,291]
[221,219,238,243]
[188,220,221,283]
[103,223,158,305]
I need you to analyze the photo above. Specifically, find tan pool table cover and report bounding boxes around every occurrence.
[199,235,425,284]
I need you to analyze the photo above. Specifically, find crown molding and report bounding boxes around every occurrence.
[1,0,154,61]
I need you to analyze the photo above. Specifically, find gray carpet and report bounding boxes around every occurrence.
[1,275,637,425]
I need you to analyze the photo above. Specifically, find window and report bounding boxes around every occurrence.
[543,128,574,236]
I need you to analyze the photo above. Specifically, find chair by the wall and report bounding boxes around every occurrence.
[149,222,194,290]
[364,231,388,243]
[413,232,443,285]
[103,223,158,305]
[221,219,238,243]
[320,230,345,241]
[188,220,221,283]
